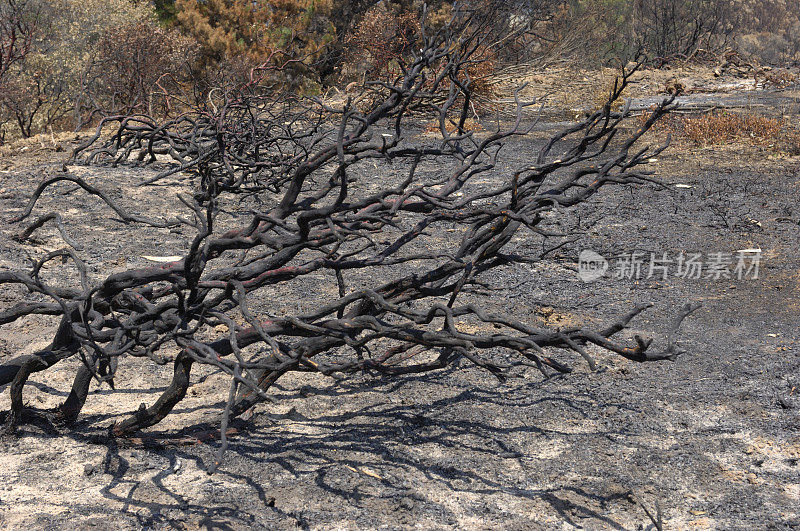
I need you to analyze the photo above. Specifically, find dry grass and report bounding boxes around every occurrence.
[682,112,782,145]
[638,108,800,153]
[0,131,76,159]
[590,76,630,112]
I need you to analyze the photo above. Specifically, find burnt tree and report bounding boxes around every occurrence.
[0,0,36,82]
[0,6,694,470]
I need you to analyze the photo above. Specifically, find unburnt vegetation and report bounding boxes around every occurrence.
[639,107,800,152]
[2,0,800,142]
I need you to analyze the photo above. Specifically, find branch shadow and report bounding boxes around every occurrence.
[2,366,658,529]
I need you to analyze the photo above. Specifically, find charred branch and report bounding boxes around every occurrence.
[0,6,696,468]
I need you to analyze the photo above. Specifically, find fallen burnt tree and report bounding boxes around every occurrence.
[0,6,695,469]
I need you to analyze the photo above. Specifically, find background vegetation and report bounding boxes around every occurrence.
[1,0,798,141]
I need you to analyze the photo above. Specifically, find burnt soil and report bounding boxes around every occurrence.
[1,90,799,530]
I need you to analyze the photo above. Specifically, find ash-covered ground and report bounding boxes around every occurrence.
[1,89,799,530]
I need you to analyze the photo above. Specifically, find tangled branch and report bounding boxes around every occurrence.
[0,7,695,471]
